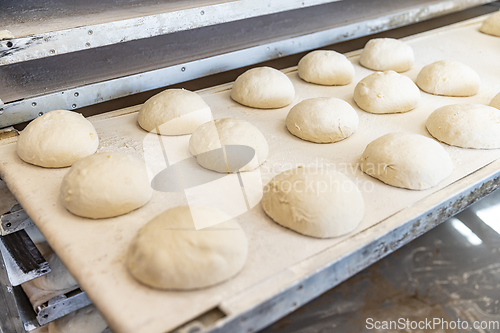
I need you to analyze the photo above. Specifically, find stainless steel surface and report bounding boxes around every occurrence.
[0,0,340,65]
[1,204,34,236]
[262,188,500,333]
[0,247,26,333]
[36,289,92,326]
[0,245,40,332]
[0,230,50,286]
[1,0,498,128]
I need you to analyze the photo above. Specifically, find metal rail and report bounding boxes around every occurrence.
[0,0,340,65]
[0,0,497,128]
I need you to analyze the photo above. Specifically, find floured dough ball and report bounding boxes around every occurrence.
[354,71,420,114]
[189,118,268,173]
[480,11,500,37]
[286,97,358,143]
[60,152,153,219]
[490,92,500,110]
[359,38,414,72]
[48,305,107,333]
[127,205,248,290]
[231,67,295,108]
[32,252,77,291]
[262,167,364,238]
[360,133,452,190]
[426,104,500,149]
[297,50,354,85]
[138,88,212,135]
[416,60,480,97]
[16,110,98,168]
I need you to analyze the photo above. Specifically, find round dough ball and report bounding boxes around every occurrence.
[127,205,248,290]
[353,71,420,114]
[359,38,414,73]
[297,50,354,86]
[426,104,500,149]
[16,110,98,168]
[262,167,364,238]
[490,92,500,110]
[137,89,212,135]
[416,60,480,97]
[286,97,358,143]
[48,305,107,333]
[231,67,295,109]
[360,132,452,190]
[32,252,77,291]
[480,10,500,37]
[60,152,153,219]
[189,118,268,173]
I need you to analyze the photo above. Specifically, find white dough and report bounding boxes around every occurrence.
[480,10,500,37]
[127,205,248,290]
[261,167,364,238]
[16,110,98,168]
[490,92,500,110]
[426,104,500,149]
[231,67,295,109]
[359,38,414,72]
[137,88,212,135]
[286,97,358,143]
[48,305,107,333]
[32,252,78,291]
[297,50,354,86]
[189,118,269,173]
[416,60,480,97]
[60,152,153,219]
[360,133,453,190]
[353,71,420,114]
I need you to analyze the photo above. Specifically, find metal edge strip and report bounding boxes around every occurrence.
[0,0,339,65]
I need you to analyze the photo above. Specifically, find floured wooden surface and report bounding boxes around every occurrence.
[1,18,500,333]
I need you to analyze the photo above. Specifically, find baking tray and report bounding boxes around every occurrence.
[1,16,500,333]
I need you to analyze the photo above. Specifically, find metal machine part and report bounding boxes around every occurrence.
[36,289,92,326]
[0,230,50,287]
[0,0,498,127]
[1,204,34,236]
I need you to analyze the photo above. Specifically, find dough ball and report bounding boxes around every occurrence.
[32,252,77,291]
[189,118,268,173]
[127,205,248,290]
[231,67,295,109]
[286,97,358,143]
[416,60,480,97]
[137,88,212,135]
[359,38,414,72]
[426,104,500,149]
[16,110,98,168]
[490,92,500,110]
[360,133,452,190]
[353,71,420,114]
[261,167,364,238]
[480,10,500,37]
[48,305,107,333]
[60,152,152,219]
[297,50,354,85]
